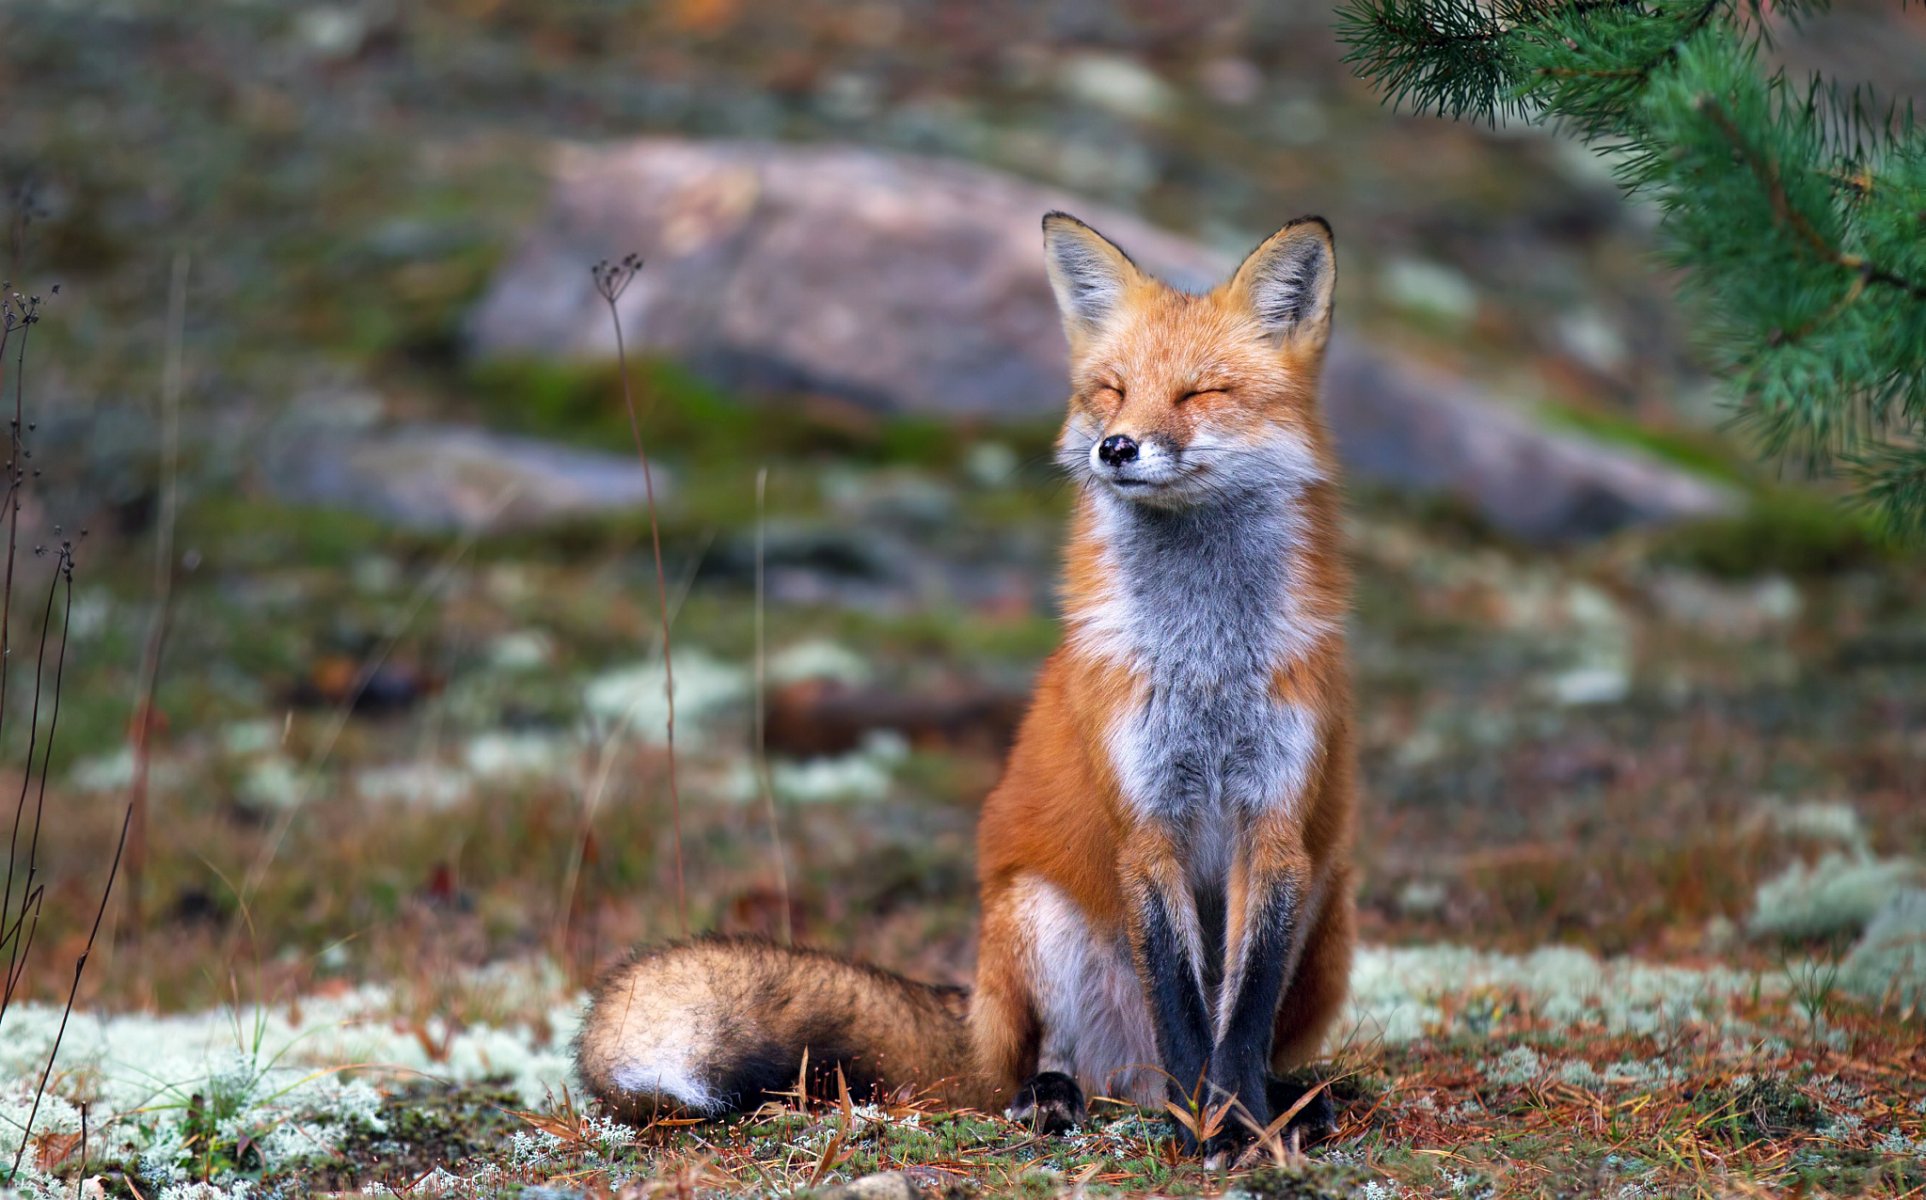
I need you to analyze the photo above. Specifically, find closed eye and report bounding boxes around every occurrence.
[1178,389,1225,404]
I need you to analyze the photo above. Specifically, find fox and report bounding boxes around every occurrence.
[575,211,1356,1157]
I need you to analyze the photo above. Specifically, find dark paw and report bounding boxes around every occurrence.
[1006,1071,1085,1134]
[1163,1078,1262,1163]
[1200,1127,1254,1166]
[1262,1075,1339,1146]
[1206,1081,1270,1163]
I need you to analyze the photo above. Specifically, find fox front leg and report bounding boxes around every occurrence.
[1204,820,1313,1157]
[1120,825,1214,1146]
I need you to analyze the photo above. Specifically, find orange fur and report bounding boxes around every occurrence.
[973,213,1357,1107]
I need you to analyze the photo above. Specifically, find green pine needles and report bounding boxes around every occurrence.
[1338,0,1926,538]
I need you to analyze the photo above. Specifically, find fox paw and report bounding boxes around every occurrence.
[1262,1075,1339,1147]
[1006,1071,1084,1134]
[1184,1077,1339,1165]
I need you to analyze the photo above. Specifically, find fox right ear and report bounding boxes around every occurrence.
[1229,217,1336,351]
[1043,212,1140,340]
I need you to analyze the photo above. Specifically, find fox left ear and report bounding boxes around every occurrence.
[1229,218,1336,350]
[1042,211,1143,342]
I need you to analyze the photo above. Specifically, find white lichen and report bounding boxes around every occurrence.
[1756,799,1870,853]
[463,729,573,777]
[1,971,583,1194]
[1482,1046,1544,1085]
[768,638,871,686]
[354,761,471,809]
[1748,853,1925,941]
[582,648,747,745]
[723,731,911,805]
[1840,887,1926,1010]
[1345,943,1763,1046]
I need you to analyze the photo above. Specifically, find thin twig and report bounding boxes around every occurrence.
[1,539,72,1014]
[0,290,39,1004]
[7,551,102,1188]
[0,290,29,745]
[125,252,188,940]
[593,254,686,936]
[562,528,714,976]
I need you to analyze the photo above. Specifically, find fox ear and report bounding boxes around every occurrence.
[1043,212,1141,339]
[1230,218,1336,349]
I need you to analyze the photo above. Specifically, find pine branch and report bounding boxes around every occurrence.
[1514,0,1725,144]
[1854,441,1926,534]
[1337,0,1926,536]
[1336,0,1532,122]
[1695,98,1926,304]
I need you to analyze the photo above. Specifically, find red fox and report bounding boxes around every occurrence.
[576,212,1356,1156]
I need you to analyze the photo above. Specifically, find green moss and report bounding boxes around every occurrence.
[1691,1077,1822,1143]
[323,1082,523,1191]
[1349,481,1522,551]
[465,356,1061,478]
[1237,1162,1376,1199]
[1652,488,1896,578]
[1787,1145,1926,1194]
[184,493,414,571]
[827,606,1062,668]
[26,684,139,774]
[177,1080,269,1179]
[1540,404,1749,485]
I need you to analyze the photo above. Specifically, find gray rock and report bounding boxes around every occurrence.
[816,1174,918,1200]
[816,1169,967,1200]
[1324,350,1734,542]
[270,423,669,533]
[470,138,1735,541]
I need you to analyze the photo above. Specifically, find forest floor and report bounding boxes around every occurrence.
[4,436,1922,1198]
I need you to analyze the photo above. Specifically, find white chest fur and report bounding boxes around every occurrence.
[1072,488,1328,829]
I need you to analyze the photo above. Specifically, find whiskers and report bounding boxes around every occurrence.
[1037,420,1321,510]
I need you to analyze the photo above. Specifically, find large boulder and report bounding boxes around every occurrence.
[470,139,1735,541]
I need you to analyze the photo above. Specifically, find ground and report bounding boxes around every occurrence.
[2,2,1924,1197]
[4,433,1921,1197]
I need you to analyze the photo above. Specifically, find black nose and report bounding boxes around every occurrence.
[1098,435,1139,467]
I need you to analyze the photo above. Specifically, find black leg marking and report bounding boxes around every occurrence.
[1193,881,1228,1000]
[1201,881,1299,1157]
[1006,1071,1085,1134]
[1138,889,1213,1132]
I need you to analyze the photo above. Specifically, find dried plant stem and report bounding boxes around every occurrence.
[10,796,126,1186]
[0,295,25,754]
[557,530,714,966]
[0,303,28,1012]
[125,252,187,939]
[4,539,74,980]
[594,256,686,936]
[0,283,42,1001]
[5,553,98,1187]
[752,466,792,944]
[0,561,63,1015]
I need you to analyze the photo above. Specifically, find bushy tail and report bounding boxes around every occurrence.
[575,936,985,1119]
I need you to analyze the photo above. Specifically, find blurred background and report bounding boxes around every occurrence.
[4,0,1923,1019]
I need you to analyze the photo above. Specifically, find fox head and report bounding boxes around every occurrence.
[1043,212,1336,509]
